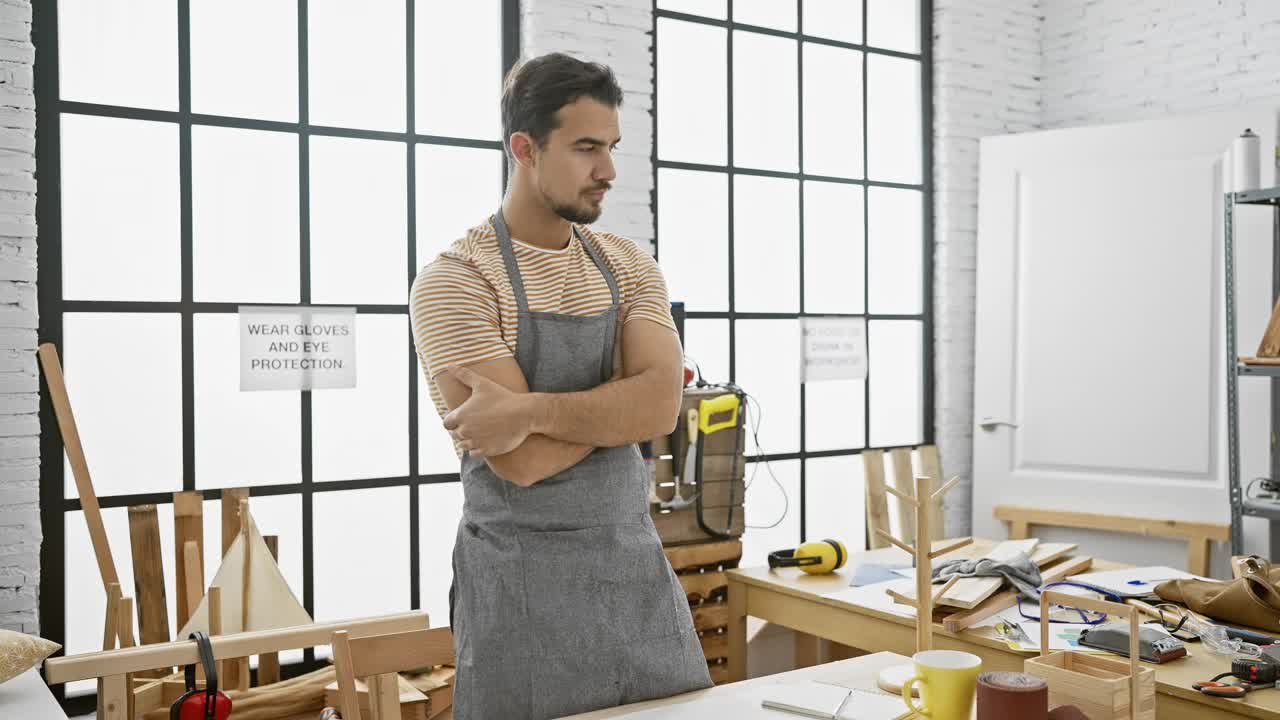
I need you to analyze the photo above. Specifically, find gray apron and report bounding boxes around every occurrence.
[448,210,712,720]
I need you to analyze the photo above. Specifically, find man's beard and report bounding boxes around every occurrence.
[551,199,602,224]
[540,178,605,224]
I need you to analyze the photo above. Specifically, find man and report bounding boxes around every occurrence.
[410,53,712,719]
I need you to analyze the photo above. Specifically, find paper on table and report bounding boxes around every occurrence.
[610,683,909,719]
[823,579,917,618]
[850,563,910,587]
[834,687,912,720]
[761,681,851,717]
[1006,621,1094,652]
[1067,566,1198,597]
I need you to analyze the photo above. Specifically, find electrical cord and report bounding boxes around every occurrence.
[688,369,789,530]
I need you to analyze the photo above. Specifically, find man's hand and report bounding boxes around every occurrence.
[443,366,534,457]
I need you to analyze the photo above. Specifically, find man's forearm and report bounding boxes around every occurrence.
[524,369,680,447]
[486,433,593,487]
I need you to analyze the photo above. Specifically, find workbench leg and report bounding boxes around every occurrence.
[794,632,821,669]
[1187,536,1211,577]
[727,580,747,683]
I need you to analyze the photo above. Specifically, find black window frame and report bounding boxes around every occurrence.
[35,1,520,710]
[651,0,936,544]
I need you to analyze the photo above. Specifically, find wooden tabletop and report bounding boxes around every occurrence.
[0,669,69,720]
[729,537,1280,719]
[560,651,914,719]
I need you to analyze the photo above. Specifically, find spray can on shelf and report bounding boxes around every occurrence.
[1233,128,1260,192]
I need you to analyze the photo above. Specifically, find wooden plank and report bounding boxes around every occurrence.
[901,538,1042,609]
[663,540,742,572]
[47,611,431,685]
[691,599,729,630]
[699,631,728,659]
[936,538,1040,609]
[368,673,402,720]
[795,632,821,669]
[1188,537,1211,577]
[888,448,915,543]
[173,491,204,629]
[652,505,744,545]
[708,662,730,685]
[346,628,455,678]
[128,505,172,651]
[221,487,250,555]
[208,585,224,682]
[914,475,934,651]
[258,535,281,686]
[98,582,121,720]
[1027,542,1077,568]
[863,450,890,550]
[942,555,1094,633]
[38,343,121,592]
[117,597,136,648]
[182,541,204,634]
[101,673,130,720]
[1257,294,1280,357]
[726,581,747,683]
[324,675,431,720]
[678,571,727,602]
[917,445,946,536]
[993,505,1229,542]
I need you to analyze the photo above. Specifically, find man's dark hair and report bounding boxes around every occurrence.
[501,52,623,163]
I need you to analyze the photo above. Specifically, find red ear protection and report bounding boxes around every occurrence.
[170,632,232,720]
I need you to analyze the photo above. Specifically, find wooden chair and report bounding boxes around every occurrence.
[331,627,455,720]
[863,445,945,549]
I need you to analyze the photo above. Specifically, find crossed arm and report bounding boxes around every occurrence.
[434,316,684,487]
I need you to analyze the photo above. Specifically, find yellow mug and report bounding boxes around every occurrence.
[901,650,983,720]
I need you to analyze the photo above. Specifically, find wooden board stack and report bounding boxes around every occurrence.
[896,539,1081,609]
[663,540,743,684]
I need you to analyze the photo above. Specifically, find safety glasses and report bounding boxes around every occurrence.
[1017,581,1123,625]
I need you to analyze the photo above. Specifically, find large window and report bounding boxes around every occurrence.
[654,0,934,564]
[36,1,516,705]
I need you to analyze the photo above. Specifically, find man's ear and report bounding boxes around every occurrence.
[510,132,537,169]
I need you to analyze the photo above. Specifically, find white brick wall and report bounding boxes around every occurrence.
[1042,0,1280,129]
[0,0,36,635]
[932,1,1043,534]
[522,0,656,253]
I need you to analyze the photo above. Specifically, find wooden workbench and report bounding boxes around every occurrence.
[726,538,1278,720]
[561,651,915,719]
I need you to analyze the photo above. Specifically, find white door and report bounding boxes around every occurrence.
[972,108,1279,571]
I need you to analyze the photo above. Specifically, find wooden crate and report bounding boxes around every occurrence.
[663,539,743,685]
[1025,651,1154,720]
[647,387,747,546]
[1023,589,1154,720]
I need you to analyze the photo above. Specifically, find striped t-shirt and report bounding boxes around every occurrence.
[410,217,677,454]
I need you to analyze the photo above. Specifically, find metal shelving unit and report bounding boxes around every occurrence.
[1226,185,1280,555]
